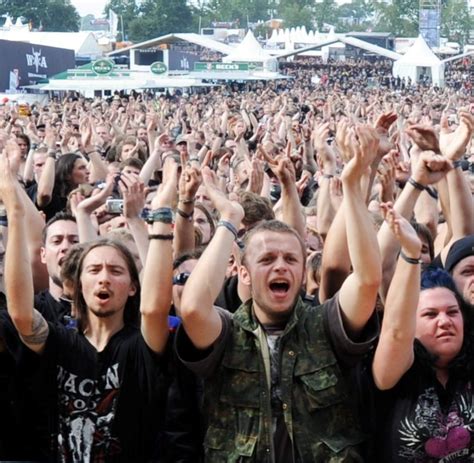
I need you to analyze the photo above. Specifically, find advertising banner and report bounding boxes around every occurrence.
[0,39,75,92]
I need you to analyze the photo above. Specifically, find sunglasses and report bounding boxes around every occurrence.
[172,272,190,286]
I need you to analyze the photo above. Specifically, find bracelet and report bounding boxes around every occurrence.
[217,220,238,240]
[148,233,174,241]
[178,197,194,205]
[48,152,56,159]
[148,207,173,224]
[176,207,194,220]
[322,174,334,179]
[452,160,462,169]
[425,186,439,200]
[85,149,97,156]
[399,250,422,265]
[407,177,425,191]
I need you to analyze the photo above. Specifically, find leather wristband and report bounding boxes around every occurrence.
[400,250,422,265]
[407,177,425,191]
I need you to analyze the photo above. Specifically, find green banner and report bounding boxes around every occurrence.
[194,62,260,71]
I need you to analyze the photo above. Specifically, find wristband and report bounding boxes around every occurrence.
[322,174,334,179]
[407,177,425,191]
[425,186,439,200]
[148,233,174,241]
[148,207,173,224]
[176,207,194,220]
[452,160,462,169]
[399,250,422,265]
[48,152,57,159]
[217,220,238,240]
[179,197,195,205]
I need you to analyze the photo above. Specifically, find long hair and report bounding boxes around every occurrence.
[415,268,474,377]
[54,153,82,197]
[73,238,141,333]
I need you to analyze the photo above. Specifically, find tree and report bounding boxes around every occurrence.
[127,0,193,42]
[313,0,339,31]
[0,0,80,31]
[373,0,419,36]
[336,0,376,32]
[204,0,271,25]
[441,0,473,45]
[278,1,314,30]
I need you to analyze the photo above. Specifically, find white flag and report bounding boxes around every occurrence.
[109,9,118,37]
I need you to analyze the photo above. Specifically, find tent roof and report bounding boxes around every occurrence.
[107,33,233,57]
[274,34,401,60]
[0,30,100,56]
[396,35,441,66]
[224,30,272,62]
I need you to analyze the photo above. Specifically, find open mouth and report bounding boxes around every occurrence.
[96,290,111,302]
[269,281,290,296]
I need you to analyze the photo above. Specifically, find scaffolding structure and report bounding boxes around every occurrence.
[419,0,442,47]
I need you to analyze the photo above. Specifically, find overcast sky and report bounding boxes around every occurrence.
[70,0,108,18]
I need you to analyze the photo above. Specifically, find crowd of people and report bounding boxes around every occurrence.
[0,56,472,462]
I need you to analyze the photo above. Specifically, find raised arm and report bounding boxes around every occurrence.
[338,125,382,336]
[260,145,305,240]
[36,126,57,208]
[372,204,421,390]
[180,167,244,349]
[439,111,474,263]
[139,159,176,354]
[120,173,149,268]
[377,151,451,301]
[0,151,48,354]
[174,165,202,256]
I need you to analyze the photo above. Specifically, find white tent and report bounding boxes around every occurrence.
[223,30,272,63]
[393,35,444,86]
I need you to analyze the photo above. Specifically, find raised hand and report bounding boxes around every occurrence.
[313,122,336,173]
[179,164,202,201]
[405,124,440,152]
[153,158,178,208]
[120,173,146,219]
[411,150,451,186]
[0,149,22,214]
[341,125,380,184]
[380,202,421,258]
[335,118,354,163]
[202,166,243,223]
[439,110,474,161]
[259,145,296,188]
[374,111,397,157]
[246,159,264,195]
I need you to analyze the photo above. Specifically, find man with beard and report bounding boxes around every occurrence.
[176,125,382,462]
[1,150,175,462]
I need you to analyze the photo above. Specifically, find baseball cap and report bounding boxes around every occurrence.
[445,235,474,273]
[175,135,187,145]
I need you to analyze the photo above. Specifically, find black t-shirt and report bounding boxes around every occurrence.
[35,290,73,327]
[360,352,474,462]
[37,323,168,463]
[27,182,68,220]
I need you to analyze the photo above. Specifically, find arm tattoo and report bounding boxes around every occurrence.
[20,309,49,345]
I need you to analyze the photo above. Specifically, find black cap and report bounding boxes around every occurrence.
[445,235,474,273]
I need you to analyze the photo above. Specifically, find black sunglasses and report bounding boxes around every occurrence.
[172,272,190,286]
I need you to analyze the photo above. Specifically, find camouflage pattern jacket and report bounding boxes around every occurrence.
[202,297,367,462]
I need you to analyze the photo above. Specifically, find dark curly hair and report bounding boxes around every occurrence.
[415,268,474,378]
